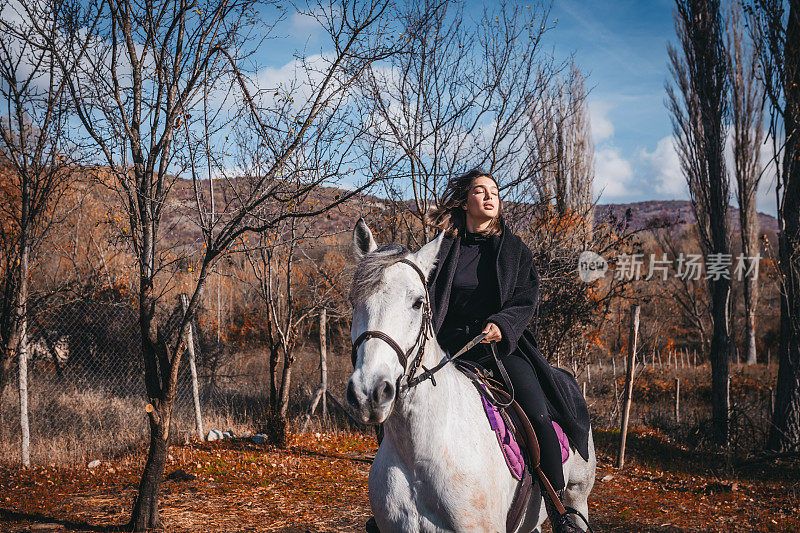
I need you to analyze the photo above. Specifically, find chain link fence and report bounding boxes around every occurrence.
[0,297,245,466]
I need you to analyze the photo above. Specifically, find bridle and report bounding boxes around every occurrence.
[350,258,433,395]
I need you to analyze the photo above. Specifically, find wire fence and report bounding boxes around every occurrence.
[0,296,779,467]
[0,297,226,466]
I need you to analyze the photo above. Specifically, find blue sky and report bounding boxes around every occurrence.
[549,0,778,214]
[248,0,779,214]
[550,0,683,203]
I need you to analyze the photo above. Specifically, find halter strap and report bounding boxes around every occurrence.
[351,330,410,368]
[350,258,432,383]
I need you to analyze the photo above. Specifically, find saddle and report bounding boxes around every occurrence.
[456,360,571,533]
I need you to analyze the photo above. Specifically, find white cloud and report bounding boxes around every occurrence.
[594,146,635,201]
[639,136,686,197]
[723,130,780,216]
[290,10,324,36]
[755,138,779,216]
[588,100,614,143]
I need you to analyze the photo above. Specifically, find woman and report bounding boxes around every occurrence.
[426,169,590,533]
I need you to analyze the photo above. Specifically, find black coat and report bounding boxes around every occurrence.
[428,225,591,461]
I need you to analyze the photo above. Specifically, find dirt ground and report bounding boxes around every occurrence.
[0,429,798,533]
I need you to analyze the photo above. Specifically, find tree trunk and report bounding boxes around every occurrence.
[130,416,169,531]
[279,348,294,419]
[130,266,174,529]
[744,273,759,365]
[269,344,279,411]
[770,3,800,450]
[709,248,732,445]
[742,200,760,365]
[0,350,12,397]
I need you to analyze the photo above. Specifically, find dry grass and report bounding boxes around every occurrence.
[580,361,778,460]
[0,378,263,467]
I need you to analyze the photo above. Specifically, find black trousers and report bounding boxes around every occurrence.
[482,352,566,491]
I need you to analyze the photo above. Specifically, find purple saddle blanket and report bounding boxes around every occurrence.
[480,389,569,480]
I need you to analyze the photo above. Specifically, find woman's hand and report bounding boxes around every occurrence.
[481,322,503,343]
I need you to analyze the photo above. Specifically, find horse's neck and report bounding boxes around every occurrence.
[384,342,480,459]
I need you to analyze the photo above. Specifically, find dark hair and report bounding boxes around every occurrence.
[426,169,504,237]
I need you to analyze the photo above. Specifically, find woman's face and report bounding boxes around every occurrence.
[463,175,500,222]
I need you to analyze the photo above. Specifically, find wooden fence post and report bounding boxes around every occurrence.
[616,305,640,470]
[302,308,329,433]
[180,294,204,442]
[674,378,680,423]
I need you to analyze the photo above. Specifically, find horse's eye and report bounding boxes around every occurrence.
[412,298,424,310]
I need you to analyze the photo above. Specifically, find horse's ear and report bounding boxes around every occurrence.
[353,218,378,260]
[413,232,444,277]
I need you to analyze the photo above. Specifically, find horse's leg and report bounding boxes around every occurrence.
[561,430,596,532]
[369,440,420,533]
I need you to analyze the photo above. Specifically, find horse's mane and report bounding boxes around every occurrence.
[349,244,409,305]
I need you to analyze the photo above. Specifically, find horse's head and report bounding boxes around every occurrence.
[346,219,443,424]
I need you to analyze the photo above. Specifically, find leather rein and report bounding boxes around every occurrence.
[350,258,433,395]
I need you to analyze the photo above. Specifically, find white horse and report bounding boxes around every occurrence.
[346,220,596,533]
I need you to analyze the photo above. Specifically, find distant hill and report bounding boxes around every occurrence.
[595,200,779,235]
[133,177,782,244]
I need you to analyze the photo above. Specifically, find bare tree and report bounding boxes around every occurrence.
[727,0,765,365]
[0,0,89,465]
[242,217,318,444]
[358,0,561,244]
[667,0,732,444]
[530,62,594,224]
[26,0,400,527]
[655,226,712,353]
[751,0,800,452]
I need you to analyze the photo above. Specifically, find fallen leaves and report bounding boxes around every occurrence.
[0,431,797,532]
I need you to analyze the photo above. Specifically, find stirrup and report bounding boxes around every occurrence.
[544,489,583,533]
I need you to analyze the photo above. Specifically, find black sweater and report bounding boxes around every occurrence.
[439,232,499,359]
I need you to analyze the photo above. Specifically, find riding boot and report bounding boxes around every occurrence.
[544,488,583,533]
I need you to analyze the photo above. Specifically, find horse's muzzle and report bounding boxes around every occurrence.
[346,374,396,424]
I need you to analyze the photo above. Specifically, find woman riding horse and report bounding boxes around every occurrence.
[425,169,590,533]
